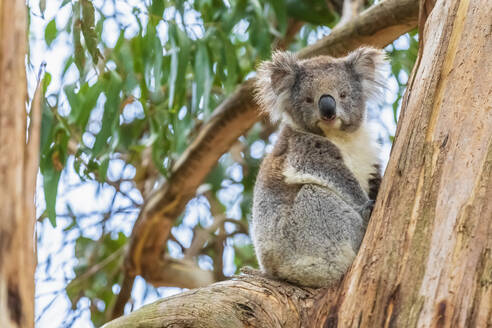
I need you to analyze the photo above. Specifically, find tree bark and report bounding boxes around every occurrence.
[0,1,36,328]
[104,0,492,326]
[104,269,318,328]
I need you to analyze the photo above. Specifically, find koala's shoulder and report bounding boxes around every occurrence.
[271,127,292,156]
[287,128,343,161]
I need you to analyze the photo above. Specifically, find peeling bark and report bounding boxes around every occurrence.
[104,0,491,326]
[105,270,319,328]
[0,1,36,328]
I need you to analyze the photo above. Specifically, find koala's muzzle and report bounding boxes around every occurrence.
[318,95,336,120]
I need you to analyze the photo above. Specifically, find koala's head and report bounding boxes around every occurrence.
[255,47,388,135]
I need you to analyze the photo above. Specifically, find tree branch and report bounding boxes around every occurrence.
[111,0,419,319]
[339,0,365,25]
[109,274,135,320]
[297,0,418,59]
[104,270,321,328]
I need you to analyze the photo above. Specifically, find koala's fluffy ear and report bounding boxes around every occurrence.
[255,51,298,123]
[346,47,388,103]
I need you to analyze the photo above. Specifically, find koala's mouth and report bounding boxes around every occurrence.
[318,116,342,128]
[320,115,336,123]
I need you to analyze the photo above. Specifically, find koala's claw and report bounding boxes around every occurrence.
[359,200,375,222]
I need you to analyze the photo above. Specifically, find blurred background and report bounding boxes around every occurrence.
[28,0,417,326]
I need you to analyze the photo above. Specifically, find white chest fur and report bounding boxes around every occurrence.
[324,123,380,195]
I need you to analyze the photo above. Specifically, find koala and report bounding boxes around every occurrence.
[251,47,387,288]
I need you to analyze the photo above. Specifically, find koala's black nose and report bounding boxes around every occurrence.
[318,95,336,120]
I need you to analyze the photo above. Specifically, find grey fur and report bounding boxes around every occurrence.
[251,47,387,288]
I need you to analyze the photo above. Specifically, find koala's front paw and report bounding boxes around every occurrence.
[239,266,263,276]
[359,200,375,222]
[239,267,278,282]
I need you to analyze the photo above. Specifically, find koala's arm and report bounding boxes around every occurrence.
[284,131,370,210]
[368,165,382,201]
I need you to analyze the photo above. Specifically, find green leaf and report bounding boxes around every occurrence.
[98,156,110,181]
[42,72,52,94]
[60,0,71,7]
[40,102,54,153]
[194,42,213,115]
[45,19,57,47]
[206,164,227,193]
[64,83,81,122]
[81,0,102,65]
[130,36,149,106]
[270,0,287,35]
[168,32,178,110]
[221,33,238,93]
[79,81,103,129]
[42,159,61,226]
[286,0,337,26]
[249,18,271,59]
[67,80,103,129]
[168,25,190,111]
[149,0,165,25]
[92,72,123,155]
[151,30,164,98]
[40,127,69,227]
[73,20,85,73]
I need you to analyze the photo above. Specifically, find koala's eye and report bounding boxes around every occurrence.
[340,91,347,99]
[305,97,314,104]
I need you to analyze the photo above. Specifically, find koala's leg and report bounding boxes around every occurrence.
[274,185,366,288]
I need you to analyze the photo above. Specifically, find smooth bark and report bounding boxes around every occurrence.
[0,1,36,327]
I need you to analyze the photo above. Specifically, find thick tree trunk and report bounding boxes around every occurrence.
[104,0,491,326]
[0,1,36,328]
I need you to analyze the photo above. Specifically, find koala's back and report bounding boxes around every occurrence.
[251,128,368,288]
[252,133,298,248]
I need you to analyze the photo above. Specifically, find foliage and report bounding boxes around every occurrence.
[32,0,417,326]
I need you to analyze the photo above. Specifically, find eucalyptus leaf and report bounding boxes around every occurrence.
[42,72,52,94]
[41,162,61,226]
[40,128,69,227]
[45,19,57,47]
[194,42,212,115]
[269,0,287,34]
[73,19,85,73]
[168,24,190,111]
[81,0,102,65]
[92,72,123,155]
